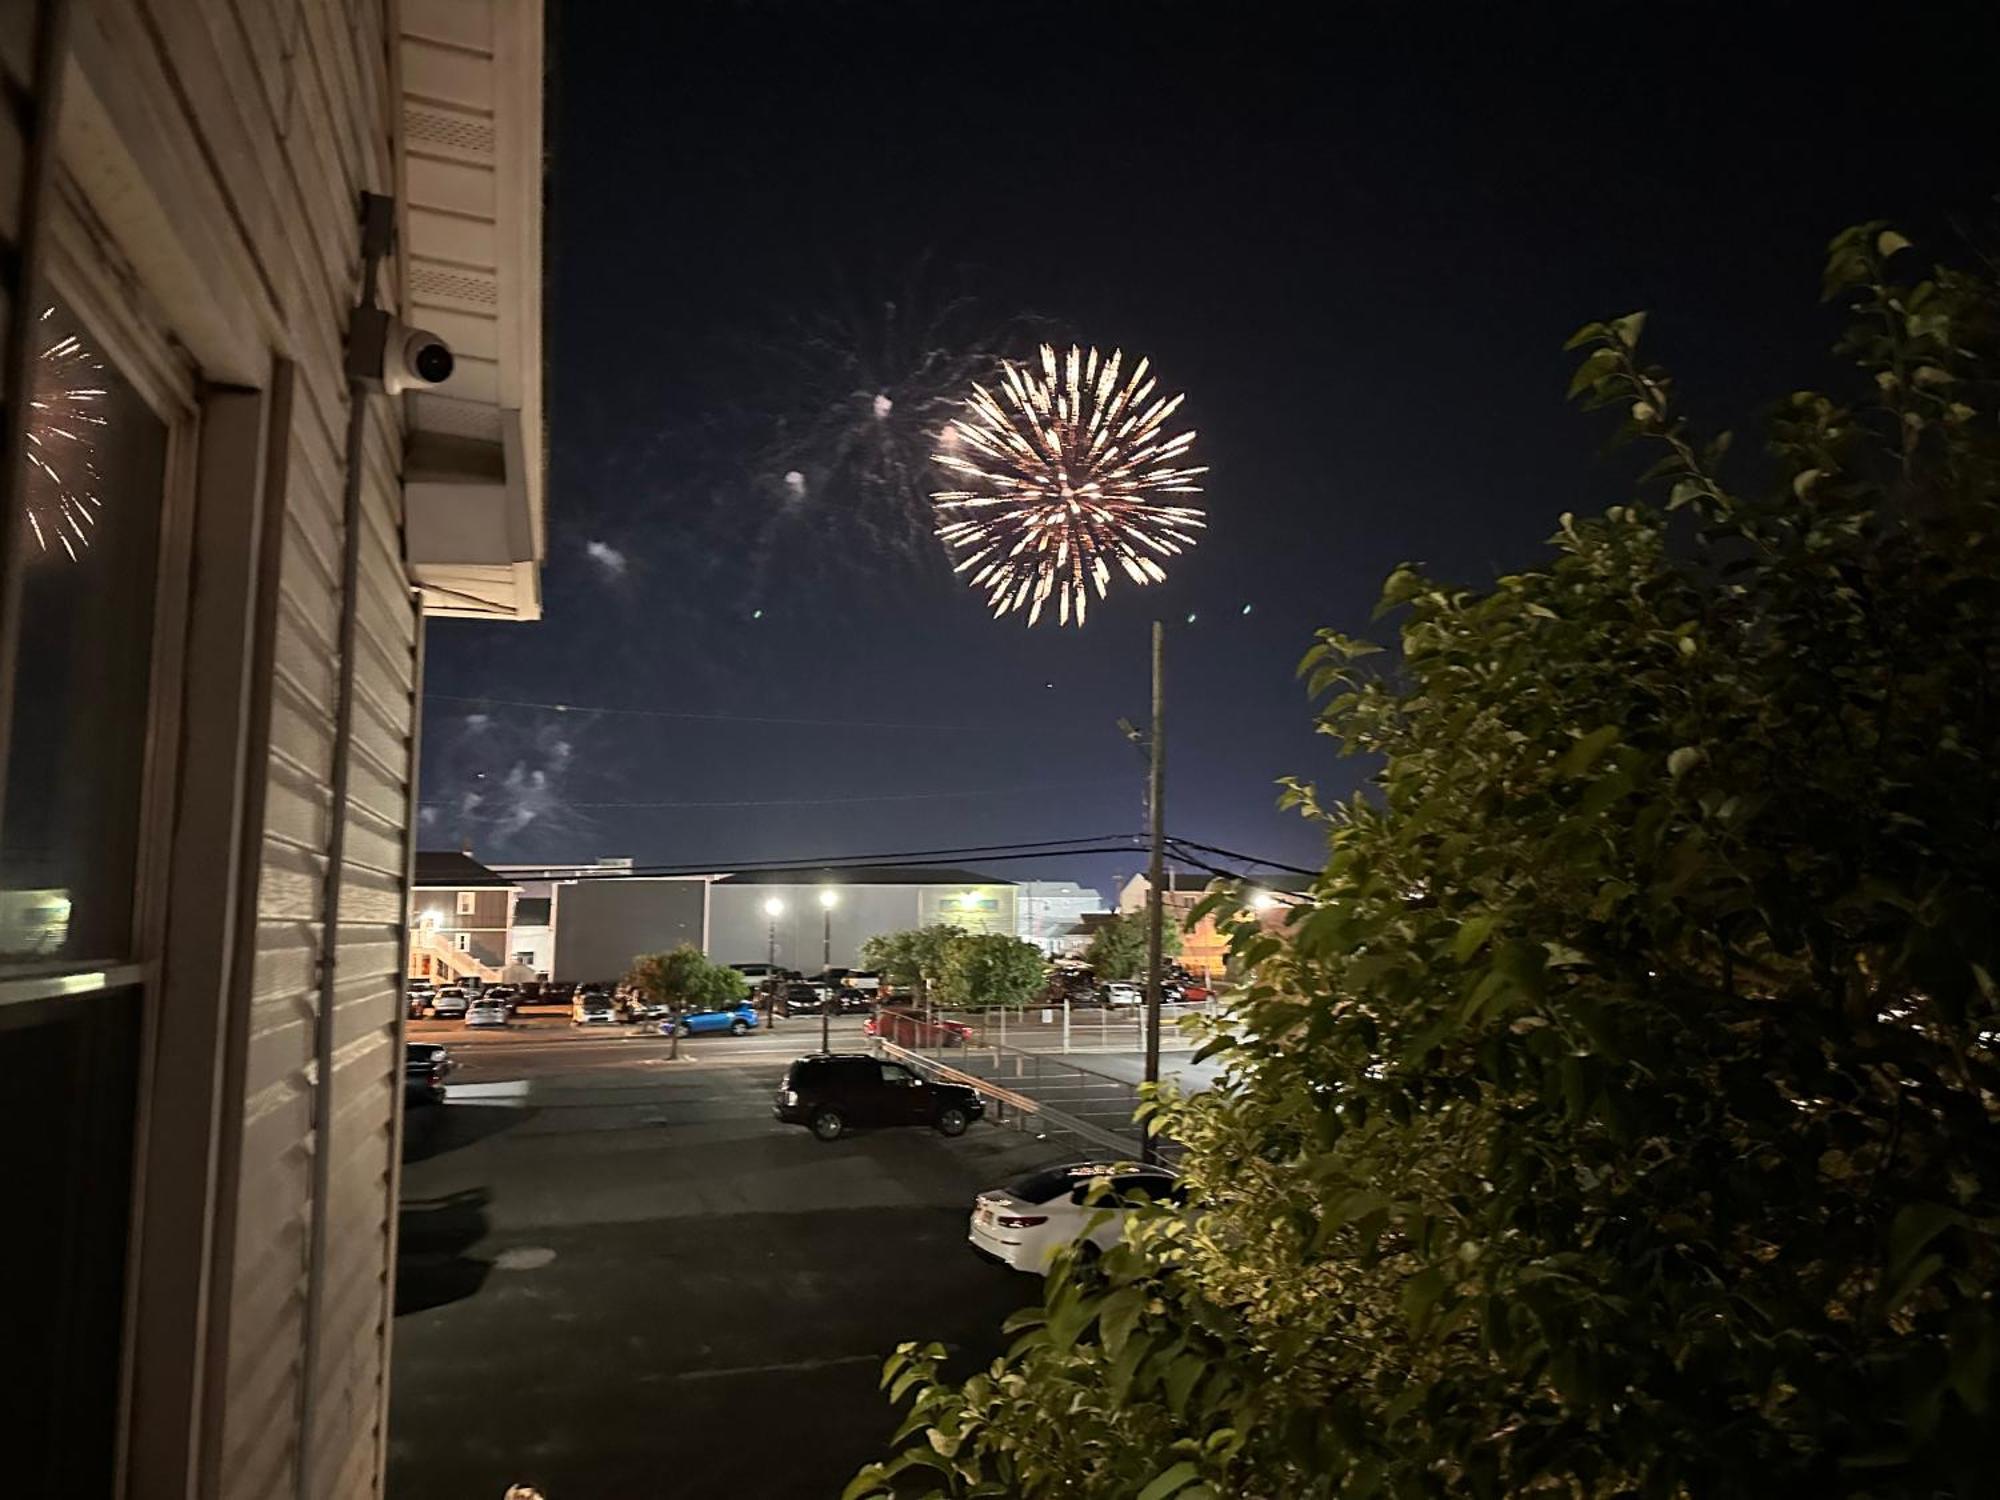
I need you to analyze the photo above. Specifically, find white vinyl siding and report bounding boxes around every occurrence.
[65,4,416,1498]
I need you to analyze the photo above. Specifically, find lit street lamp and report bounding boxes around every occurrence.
[818,888,838,1052]
[764,896,784,1029]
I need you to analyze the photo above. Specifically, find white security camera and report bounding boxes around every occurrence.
[345,307,455,394]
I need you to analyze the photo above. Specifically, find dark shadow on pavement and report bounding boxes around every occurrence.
[401,1100,537,1164]
[395,1187,493,1316]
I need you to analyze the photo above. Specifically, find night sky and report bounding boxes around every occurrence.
[419,1,1995,895]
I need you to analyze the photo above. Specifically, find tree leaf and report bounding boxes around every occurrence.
[1555,725,1621,780]
[1137,1461,1203,1500]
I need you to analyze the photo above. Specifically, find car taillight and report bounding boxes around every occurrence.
[996,1214,1047,1228]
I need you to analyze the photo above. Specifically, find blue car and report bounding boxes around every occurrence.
[660,1002,761,1038]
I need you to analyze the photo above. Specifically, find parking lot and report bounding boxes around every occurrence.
[388,1010,1060,1498]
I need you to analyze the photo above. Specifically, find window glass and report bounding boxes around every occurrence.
[879,1063,918,1086]
[457,891,476,915]
[0,301,167,963]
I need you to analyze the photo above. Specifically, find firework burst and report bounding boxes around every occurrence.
[23,307,109,561]
[932,343,1206,626]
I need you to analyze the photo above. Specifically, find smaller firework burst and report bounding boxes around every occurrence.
[24,307,110,561]
[932,343,1206,626]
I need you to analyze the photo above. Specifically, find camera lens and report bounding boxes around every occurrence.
[411,341,454,384]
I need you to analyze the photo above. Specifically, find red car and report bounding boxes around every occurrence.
[867,1008,974,1048]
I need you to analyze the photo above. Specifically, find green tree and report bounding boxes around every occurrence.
[1082,910,1181,983]
[936,932,1046,1009]
[629,943,747,1012]
[860,924,964,1004]
[853,225,2000,1499]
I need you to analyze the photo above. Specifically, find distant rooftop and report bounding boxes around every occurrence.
[413,851,515,889]
[716,865,1016,887]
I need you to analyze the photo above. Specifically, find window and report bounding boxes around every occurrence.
[456,890,477,916]
[452,933,471,952]
[879,1063,919,1087]
[0,299,170,962]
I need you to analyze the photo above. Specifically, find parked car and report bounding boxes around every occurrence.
[864,1009,974,1047]
[773,981,830,1017]
[1099,982,1142,1008]
[773,1054,984,1142]
[429,986,470,1019]
[406,979,434,1019]
[571,993,616,1025]
[404,1043,450,1107]
[623,994,669,1023]
[968,1161,1182,1272]
[465,998,510,1028]
[661,1002,761,1037]
[485,984,519,1010]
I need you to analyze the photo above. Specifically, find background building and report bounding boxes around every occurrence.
[410,851,519,983]
[1119,870,1316,978]
[1013,879,1108,954]
[509,895,553,974]
[0,3,548,1495]
[711,866,1016,972]
[550,874,711,982]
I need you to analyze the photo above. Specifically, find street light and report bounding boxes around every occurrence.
[763,896,784,1029]
[818,888,839,1052]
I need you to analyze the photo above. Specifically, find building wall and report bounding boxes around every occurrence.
[410,884,513,970]
[41,4,417,1497]
[508,922,552,973]
[707,882,1018,971]
[1015,881,1107,954]
[198,4,417,1494]
[551,876,709,983]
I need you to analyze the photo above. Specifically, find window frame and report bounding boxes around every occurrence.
[456,890,477,916]
[0,175,199,1007]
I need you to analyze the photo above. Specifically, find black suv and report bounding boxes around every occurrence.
[774,1054,984,1142]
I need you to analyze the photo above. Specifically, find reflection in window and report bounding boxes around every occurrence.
[0,300,167,962]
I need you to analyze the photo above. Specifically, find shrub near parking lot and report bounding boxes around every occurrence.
[852,227,2000,1498]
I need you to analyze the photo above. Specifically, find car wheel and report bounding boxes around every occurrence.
[729,1019,749,1036]
[810,1109,845,1142]
[935,1106,969,1137]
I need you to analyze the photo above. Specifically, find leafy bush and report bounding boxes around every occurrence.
[936,931,1048,1009]
[1084,910,1182,983]
[629,943,747,1010]
[851,224,2000,1499]
[861,924,967,1003]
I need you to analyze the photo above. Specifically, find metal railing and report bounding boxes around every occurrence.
[878,1038,1139,1157]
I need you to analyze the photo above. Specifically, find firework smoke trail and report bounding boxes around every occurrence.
[419,709,591,855]
[931,343,1207,626]
[24,307,109,561]
[733,262,1038,592]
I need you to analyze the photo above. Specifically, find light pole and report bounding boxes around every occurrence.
[1141,620,1166,1163]
[818,888,838,1052]
[763,896,784,1029]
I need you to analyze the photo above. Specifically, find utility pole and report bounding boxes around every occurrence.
[819,888,838,1053]
[1142,619,1166,1163]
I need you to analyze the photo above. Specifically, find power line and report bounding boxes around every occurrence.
[558,777,1133,810]
[1165,836,1318,878]
[426,691,1093,736]
[484,833,1144,882]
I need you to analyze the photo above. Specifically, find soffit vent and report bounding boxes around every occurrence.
[410,262,499,307]
[405,105,496,159]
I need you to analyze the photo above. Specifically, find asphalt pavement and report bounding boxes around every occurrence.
[387,1012,1059,1499]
